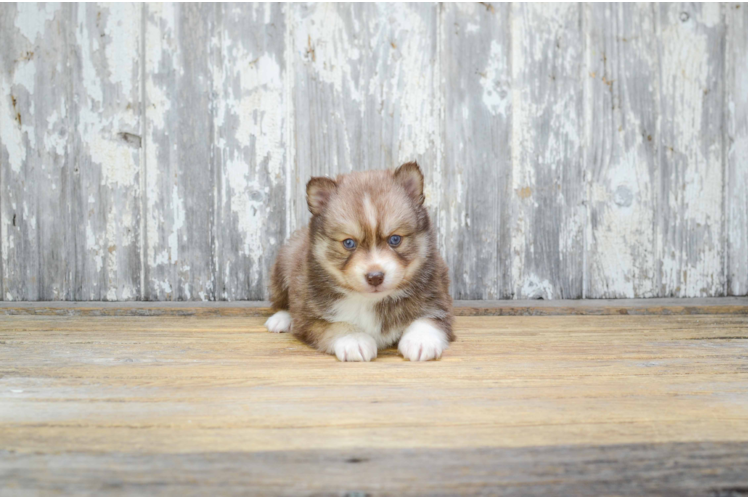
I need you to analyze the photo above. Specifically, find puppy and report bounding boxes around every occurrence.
[265,162,454,362]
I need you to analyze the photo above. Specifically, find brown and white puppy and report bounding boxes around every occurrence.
[265,162,454,362]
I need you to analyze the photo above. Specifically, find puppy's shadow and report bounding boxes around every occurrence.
[376,348,401,360]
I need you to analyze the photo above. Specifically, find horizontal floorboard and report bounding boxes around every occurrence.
[1,313,747,494]
[0,297,747,316]
[3,442,748,496]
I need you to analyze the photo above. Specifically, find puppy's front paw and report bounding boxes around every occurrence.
[265,311,292,333]
[398,319,449,362]
[334,333,377,362]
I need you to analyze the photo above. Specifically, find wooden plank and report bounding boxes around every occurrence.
[69,3,142,300]
[143,4,216,300]
[657,3,726,297]
[726,4,748,296]
[288,3,440,232]
[0,4,70,300]
[510,4,585,299]
[440,3,511,299]
[0,314,747,494]
[0,297,747,317]
[454,297,748,316]
[586,4,658,298]
[3,442,747,496]
[214,4,287,300]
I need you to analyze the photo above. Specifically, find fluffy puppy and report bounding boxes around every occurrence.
[265,162,454,362]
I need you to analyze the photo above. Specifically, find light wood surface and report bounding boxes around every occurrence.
[2,312,747,494]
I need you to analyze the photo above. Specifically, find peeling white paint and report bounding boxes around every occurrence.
[389,4,436,159]
[225,158,266,283]
[44,109,67,156]
[90,135,139,187]
[699,3,722,28]
[480,40,510,116]
[232,54,284,179]
[1,2,743,301]
[520,274,554,300]
[144,1,178,283]
[0,80,26,173]
[87,221,103,273]
[660,3,724,296]
[294,5,361,100]
[14,3,59,43]
[13,59,36,97]
[104,3,138,94]
[169,184,185,265]
[726,9,748,295]
[77,5,104,105]
[584,4,661,299]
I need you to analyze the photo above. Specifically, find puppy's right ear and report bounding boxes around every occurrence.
[306,177,337,216]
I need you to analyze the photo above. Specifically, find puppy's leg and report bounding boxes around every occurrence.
[332,333,378,362]
[265,310,292,333]
[398,318,450,362]
[266,245,294,333]
[297,320,378,362]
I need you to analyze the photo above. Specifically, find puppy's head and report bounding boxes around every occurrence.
[307,162,430,297]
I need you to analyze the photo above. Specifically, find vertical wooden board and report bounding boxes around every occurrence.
[0,4,70,300]
[510,4,585,299]
[440,3,511,299]
[69,3,142,300]
[657,3,725,297]
[143,4,216,300]
[214,4,286,300]
[726,4,748,296]
[288,3,440,233]
[586,4,658,298]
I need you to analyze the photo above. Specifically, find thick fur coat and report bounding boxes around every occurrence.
[265,162,454,362]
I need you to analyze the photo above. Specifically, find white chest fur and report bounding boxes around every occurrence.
[325,294,383,336]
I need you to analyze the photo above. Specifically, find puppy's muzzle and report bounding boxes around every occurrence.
[366,272,385,287]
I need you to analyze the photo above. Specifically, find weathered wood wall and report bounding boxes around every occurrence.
[1,3,746,301]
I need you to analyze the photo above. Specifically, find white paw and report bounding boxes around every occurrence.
[398,319,449,362]
[265,311,292,333]
[333,333,378,362]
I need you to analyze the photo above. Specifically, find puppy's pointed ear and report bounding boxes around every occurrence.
[394,161,424,205]
[306,177,337,215]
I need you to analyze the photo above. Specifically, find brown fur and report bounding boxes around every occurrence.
[269,162,454,354]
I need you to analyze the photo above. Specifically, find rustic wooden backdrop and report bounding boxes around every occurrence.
[1,3,746,301]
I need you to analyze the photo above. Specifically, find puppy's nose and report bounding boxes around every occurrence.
[366,271,385,287]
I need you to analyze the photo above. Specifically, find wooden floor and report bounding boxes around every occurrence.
[2,304,748,495]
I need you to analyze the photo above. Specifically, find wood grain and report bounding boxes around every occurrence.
[440,3,512,300]
[70,3,143,301]
[657,3,725,297]
[143,4,216,300]
[510,4,585,300]
[726,4,748,296]
[3,442,748,496]
[586,4,658,298]
[2,3,747,301]
[1,313,747,494]
[1,4,71,300]
[214,4,287,301]
[288,3,440,232]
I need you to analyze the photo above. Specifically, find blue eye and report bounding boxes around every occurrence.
[342,238,356,250]
[388,235,402,247]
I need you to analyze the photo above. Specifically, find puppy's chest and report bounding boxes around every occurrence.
[324,295,386,336]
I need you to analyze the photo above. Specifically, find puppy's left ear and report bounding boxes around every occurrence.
[394,161,424,205]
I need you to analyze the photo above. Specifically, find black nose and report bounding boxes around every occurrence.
[366,272,385,287]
